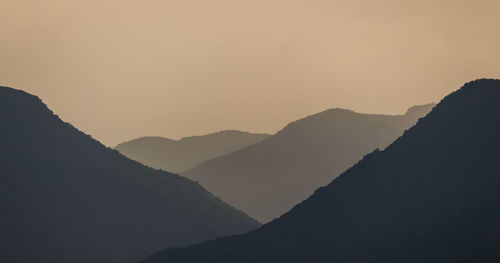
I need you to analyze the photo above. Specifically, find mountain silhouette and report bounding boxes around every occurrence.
[115,131,269,174]
[183,103,435,222]
[141,79,500,263]
[0,86,259,263]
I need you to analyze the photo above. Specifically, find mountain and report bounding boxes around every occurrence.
[183,103,435,222]
[115,131,270,174]
[0,86,259,263]
[140,79,500,263]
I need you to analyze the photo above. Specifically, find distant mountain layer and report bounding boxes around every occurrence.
[0,86,259,263]
[141,79,500,262]
[183,103,435,222]
[116,131,270,173]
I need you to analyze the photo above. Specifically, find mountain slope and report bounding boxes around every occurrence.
[142,79,500,263]
[0,86,259,263]
[115,131,269,174]
[183,103,435,222]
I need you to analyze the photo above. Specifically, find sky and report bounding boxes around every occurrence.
[1,0,499,146]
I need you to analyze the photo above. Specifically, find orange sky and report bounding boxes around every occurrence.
[1,0,499,146]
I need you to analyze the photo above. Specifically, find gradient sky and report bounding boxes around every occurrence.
[1,0,499,146]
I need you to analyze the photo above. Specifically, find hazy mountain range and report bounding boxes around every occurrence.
[3,79,499,263]
[0,86,259,263]
[182,103,435,222]
[141,79,500,262]
[115,131,270,174]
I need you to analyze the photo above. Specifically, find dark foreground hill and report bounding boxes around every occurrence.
[141,79,500,263]
[0,86,259,263]
[116,131,269,174]
[183,103,434,222]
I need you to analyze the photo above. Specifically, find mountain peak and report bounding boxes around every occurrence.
[404,103,436,117]
[178,130,269,142]
[0,85,30,95]
[0,85,44,107]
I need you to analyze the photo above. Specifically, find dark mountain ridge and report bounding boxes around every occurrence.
[116,131,270,173]
[0,86,259,263]
[183,102,435,222]
[141,79,500,263]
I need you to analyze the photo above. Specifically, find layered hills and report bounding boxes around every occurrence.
[142,79,500,263]
[184,103,435,222]
[116,131,269,174]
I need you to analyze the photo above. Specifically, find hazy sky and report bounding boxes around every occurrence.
[1,0,499,146]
